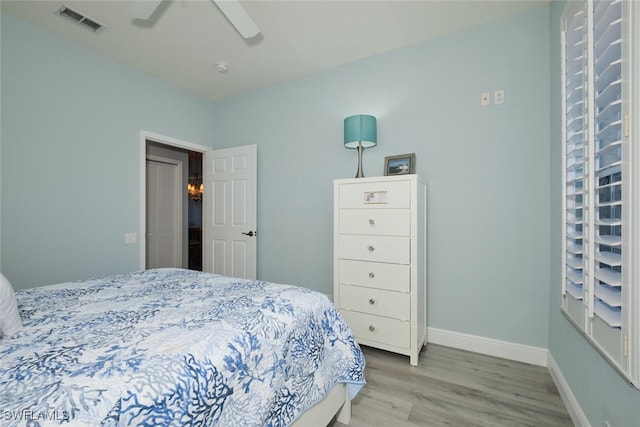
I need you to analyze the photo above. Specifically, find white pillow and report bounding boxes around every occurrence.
[0,272,24,338]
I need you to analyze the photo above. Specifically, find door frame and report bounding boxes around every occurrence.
[139,130,210,270]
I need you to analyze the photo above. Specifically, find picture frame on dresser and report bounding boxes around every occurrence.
[384,153,415,176]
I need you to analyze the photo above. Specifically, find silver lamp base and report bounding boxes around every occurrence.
[355,143,365,178]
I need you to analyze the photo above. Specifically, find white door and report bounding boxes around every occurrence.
[146,156,183,268]
[203,145,257,279]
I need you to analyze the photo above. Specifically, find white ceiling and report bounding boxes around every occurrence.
[2,0,548,102]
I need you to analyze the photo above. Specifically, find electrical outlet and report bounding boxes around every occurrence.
[481,92,491,106]
[494,89,505,104]
[124,233,137,245]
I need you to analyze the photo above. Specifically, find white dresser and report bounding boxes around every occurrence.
[333,174,427,366]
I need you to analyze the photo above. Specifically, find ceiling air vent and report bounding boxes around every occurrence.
[56,5,106,33]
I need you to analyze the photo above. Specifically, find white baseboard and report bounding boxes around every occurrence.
[426,327,548,367]
[547,353,591,427]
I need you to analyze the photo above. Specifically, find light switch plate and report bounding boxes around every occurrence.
[125,233,137,245]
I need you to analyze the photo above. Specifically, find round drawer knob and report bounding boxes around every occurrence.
[368,245,375,252]
[369,218,375,225]
[368,325,376,332]
[369,298,376,305]
[368,272,375,279]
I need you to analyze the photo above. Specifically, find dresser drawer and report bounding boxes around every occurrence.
[339,235,409,264]
[339,285,409,320]
[339,180,410,209]
[340,310,410,349]
[339,209,410,236]
[338,259,410,292]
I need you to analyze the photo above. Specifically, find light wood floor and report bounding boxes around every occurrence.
[331,344,574,427]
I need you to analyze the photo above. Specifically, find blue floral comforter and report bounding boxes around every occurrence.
[0,269,365,426]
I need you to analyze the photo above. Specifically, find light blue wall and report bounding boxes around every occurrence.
[213,6,551,348]
[0,4,3,271]
[548,1,640,425]
[0,13,216,289]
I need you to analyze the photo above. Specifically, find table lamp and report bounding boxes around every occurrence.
[344,114,377,178]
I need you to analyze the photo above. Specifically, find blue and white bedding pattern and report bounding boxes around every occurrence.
[0,269,365,426]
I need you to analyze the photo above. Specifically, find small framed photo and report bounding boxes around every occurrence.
[384,153,415,176]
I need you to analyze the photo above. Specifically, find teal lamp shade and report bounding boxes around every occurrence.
[344,115,377,148]
[344,115,377,178]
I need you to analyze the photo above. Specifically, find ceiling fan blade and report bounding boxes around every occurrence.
[213,0,260,39]
[129,0,164,20]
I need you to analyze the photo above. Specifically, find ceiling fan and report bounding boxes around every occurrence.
[129,0,260,39]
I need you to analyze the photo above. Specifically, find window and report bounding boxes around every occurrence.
[561,0,639,387]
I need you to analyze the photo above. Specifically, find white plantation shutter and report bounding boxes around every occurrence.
[561,0,638,387]
[563,3,586,303]
[592,0,623,327]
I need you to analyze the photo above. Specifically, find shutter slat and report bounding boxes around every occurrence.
[594,299,622,327]
[595,234,622,246]
[567,281,584,300]
[594,266,621,286]
[567,268,584,285]
[595,283,622,307]
[595,250,622,266]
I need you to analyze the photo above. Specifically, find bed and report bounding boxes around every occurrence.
[0,268,365,426]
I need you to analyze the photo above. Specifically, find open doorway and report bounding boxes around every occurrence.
[186,151,203,271]
[146,140,203,271]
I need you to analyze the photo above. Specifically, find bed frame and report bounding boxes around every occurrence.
[292,383,351,426]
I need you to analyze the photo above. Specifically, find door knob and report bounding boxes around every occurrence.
[242,231,257,237]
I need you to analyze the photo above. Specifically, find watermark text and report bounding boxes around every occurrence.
[4,410,70,422]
